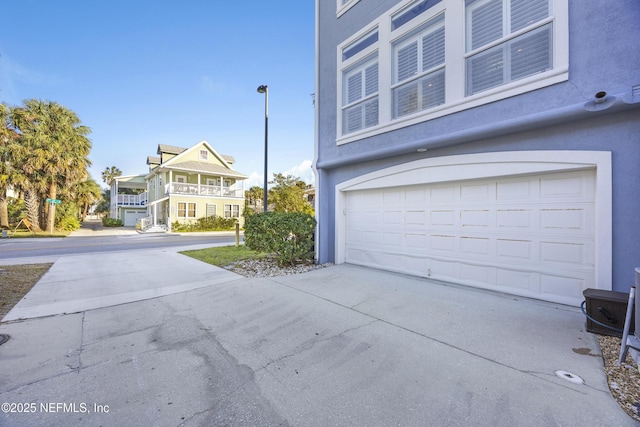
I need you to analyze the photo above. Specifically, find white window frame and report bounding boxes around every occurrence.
[335,0,568,146]
[337,0,360,17]
[342,54,379,135]
[224,204,240,218]
[465,0,553,96]
[337,25,380,139]
[392,12,446,119]
[199,149,208,161]
[177,202,196,218]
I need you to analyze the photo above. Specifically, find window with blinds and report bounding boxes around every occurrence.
[178,202,196,218]
[224,204,240,218]
[342,55,379,134]
[465,0,551,95]
[335,0,566,144]
[392,13,445,118]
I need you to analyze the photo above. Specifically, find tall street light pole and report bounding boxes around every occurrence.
[257,85,268,212]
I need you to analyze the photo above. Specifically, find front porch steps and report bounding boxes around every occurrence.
[142,225,168,233]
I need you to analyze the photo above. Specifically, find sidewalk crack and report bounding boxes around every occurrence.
[257,319,379,373]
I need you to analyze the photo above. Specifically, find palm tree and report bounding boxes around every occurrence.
[245,185,264,206]
[101,166,122,186]
[0,103,14,228]
[11,100,92,232]
[74,178,102,221]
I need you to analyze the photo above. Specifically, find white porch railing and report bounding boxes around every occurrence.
[164,183,243,198]
[138,215,152,231]
[117,192,148,206]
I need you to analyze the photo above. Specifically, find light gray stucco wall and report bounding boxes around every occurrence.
[315,0,640,292]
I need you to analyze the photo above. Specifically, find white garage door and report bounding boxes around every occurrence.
[124,210,147,227]
[344,170,595,305]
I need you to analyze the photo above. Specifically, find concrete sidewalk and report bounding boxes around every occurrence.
[0,249,635,426]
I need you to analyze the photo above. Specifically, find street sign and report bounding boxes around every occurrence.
[45,198,61,204]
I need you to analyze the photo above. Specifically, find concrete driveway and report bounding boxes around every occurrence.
[0,248,635,426]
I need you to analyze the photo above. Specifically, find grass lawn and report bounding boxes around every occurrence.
[6,230,70,238]
[0,264,52,319]
[180,244,270,267]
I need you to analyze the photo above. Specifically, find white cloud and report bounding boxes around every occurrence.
[243,160,315,190]
[244,171,264,189]
[285,159,315,185]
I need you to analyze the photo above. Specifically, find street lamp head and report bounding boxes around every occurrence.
[257,85,268,94]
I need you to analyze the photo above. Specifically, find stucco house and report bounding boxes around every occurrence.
[111,140,248,231]
[314,0,640,306]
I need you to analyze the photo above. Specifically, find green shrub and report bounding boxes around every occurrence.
[172,216,237,232]
[7,198,25,226]
[102,217,124,227]
[57,215,81,231]
[54,201,81,231]
[244,211,316,266]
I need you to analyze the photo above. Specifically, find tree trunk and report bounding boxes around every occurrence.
[24,190,42,232]
[81,202,88,222]
[46,181,57,233]
[0,188,8,229]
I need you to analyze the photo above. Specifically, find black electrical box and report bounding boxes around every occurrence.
[583,288,634,337]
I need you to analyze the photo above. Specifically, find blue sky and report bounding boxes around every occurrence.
[0,0,316,188]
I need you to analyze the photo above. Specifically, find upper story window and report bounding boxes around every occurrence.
[340,29,380,135]
[337,0,360,17]
[392,13,445,118]
[392,0,443,30]
[336,0,568,144]
[465,0,551,95]
[199,149,208,160]
[343,54,379,135]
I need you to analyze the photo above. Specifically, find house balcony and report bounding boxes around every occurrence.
[165,183,244,198]
[117,192,148,206]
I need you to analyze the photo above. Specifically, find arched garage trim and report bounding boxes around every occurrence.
[335,151,612,304]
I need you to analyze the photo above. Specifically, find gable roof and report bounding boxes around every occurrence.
[147,156,161,165]
[157,144,186,155]
[147,140,247,179]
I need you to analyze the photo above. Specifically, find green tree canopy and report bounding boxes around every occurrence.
[11,99,92,232]
[102,166,122,186]
[0,103,16,228]
[268,173,314,215]
[75,178,102,221]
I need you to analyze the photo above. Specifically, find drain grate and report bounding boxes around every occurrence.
[0,334,10,346]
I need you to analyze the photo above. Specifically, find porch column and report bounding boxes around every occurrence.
[198,173,201,195]
[153,203,157,226]
[169,170,173,194]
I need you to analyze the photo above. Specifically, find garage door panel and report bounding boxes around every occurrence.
[540,274,587,300]
[344,169,596,305]
[430,234,456,252]
[430,185,455,203]
[405,233,427,248]
[460,209,491,227]
[460,237,491,256]
[496,179,532,200]
[540,174,590,199]
[496,209,533,228]
[496,239,532,260]
[431,210,455,226]
[460,183,491,201]
[496,268,535,290]
[405,211,426,224]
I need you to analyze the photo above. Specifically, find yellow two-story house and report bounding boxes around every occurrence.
[112,140,248,232]
[145,141,248,232]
